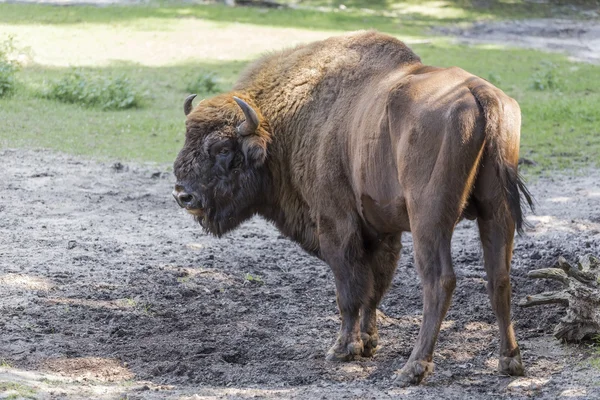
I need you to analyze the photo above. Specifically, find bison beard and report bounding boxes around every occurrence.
[199,166,267,237]
[172,30,533,386]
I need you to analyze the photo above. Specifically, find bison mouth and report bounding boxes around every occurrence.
[185,208,205,217]
[194,214,224,237]
[188,208,213,230]
[191,207,232,238]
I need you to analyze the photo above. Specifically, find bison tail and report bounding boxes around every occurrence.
[470,82,534,235]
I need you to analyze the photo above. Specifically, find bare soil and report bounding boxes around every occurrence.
[435,18,600,64]
[1,148,600,399]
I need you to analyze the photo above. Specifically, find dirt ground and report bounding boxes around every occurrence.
[1,148,599,399]
[2,2,599,66]
[2,2,600,397]
[434,18,600,64]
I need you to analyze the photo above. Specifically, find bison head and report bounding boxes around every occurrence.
[173,93,271,237]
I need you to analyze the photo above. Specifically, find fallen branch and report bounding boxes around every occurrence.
[519,254,600,342]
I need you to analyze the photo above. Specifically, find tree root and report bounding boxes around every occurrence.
[519,254,600,342]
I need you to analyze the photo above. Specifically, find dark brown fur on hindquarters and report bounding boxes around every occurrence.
[172,30,533,386]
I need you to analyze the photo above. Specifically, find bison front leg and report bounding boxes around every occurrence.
[319,217,372,362]
[360,234,403,357]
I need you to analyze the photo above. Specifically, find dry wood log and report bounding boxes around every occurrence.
[519,254,600,342]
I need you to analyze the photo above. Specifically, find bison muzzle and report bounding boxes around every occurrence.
[173,31,533,386]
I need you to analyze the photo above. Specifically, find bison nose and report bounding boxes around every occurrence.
[173,185,198,208]
[177,192,194,206]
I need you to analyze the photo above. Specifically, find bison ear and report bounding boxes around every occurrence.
[184,94,197,116]
[233,96,259,136]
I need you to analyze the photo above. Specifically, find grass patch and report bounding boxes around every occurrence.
[244,273,264,285]
[412,43,600,172]
[39,377,67,387]
[44,69,142,110]
[529,61,563,91]
[279,0,600,20]
[592,340,600,371]
[0,61,244,162]
[0,1,596,33]
[0,36,20,98]
[0,381,37,399]
[1,46,598,171]
[0,2,424,37]
[185,71,221,96]
[0,3,598,172]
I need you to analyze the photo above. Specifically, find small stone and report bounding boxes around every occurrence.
[441,369,453,378]
[580,254,600,269]
[530,251,542,260]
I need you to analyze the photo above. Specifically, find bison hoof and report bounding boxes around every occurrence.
[360,332,379,358]
[394,360,434,387]
[326,336,363,362]
[499,349,524,376]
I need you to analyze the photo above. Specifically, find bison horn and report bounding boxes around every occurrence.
[184,94,197,116]
[233,96,259,136]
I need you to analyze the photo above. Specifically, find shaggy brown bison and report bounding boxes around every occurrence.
[172,30,533,386]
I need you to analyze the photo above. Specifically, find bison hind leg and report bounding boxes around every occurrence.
[394,360,435,387]
[499,348,524,376]
[473,154,524,377]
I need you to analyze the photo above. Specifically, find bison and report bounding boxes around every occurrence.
[172,30,533,386]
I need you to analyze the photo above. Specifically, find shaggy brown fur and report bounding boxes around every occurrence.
[173,30,533,386]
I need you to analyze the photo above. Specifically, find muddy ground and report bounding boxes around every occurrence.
[1,148,599,399]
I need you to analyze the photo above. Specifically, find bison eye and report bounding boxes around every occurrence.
[218,148,230,156]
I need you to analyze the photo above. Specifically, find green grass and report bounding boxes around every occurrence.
[0,61,244,162]
[2,45,597,171]
[0,381,37,399]
[0,2,420,37]
[279,0,600,19]
[0,359,12,368]
[592,347,600,371]
[244,273,264,284]
[0,35,19,98]
[412,43,600,172]
[0,2,598,172]
[44,69,142,110]
[0,1,596,32]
